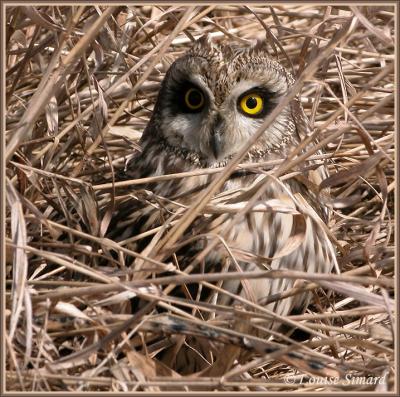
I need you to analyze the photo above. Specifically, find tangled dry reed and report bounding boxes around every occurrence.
[5,5,395,392]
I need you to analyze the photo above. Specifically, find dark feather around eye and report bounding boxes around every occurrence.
[167,81,207,114]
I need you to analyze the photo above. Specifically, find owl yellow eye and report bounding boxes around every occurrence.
[184,88,205,110]
[239,93,264,116]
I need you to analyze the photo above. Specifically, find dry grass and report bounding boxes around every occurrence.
[5,5,395,392]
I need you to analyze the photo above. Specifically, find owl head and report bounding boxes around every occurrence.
[143,35,303,165]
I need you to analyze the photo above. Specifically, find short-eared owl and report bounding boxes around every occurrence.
[109,35,337,374]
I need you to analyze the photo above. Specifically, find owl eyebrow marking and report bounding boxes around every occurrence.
[240,86,276,98]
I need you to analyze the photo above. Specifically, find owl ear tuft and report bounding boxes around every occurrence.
[189,33,215,55]
[250,39,270,55]
[196,33,213,47]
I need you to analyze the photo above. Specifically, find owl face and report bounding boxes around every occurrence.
[148,36,297,164]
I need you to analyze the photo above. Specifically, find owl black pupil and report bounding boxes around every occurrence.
[246,97,257,109]
[188,90,202,106]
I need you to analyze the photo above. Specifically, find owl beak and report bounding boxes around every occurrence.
[210,113,223,159]
[210,131,222,160]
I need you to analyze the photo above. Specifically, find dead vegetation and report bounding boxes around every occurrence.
[5,5,395,392]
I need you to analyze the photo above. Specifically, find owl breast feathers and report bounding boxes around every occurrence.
[110,35,337,336]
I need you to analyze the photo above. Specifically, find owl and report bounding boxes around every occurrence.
[109,35,337,375]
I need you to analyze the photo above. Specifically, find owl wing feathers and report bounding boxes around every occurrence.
[190,173,336,317]
[111,147,336,319]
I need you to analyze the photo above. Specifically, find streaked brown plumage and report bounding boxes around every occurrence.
[109,35,337,375]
